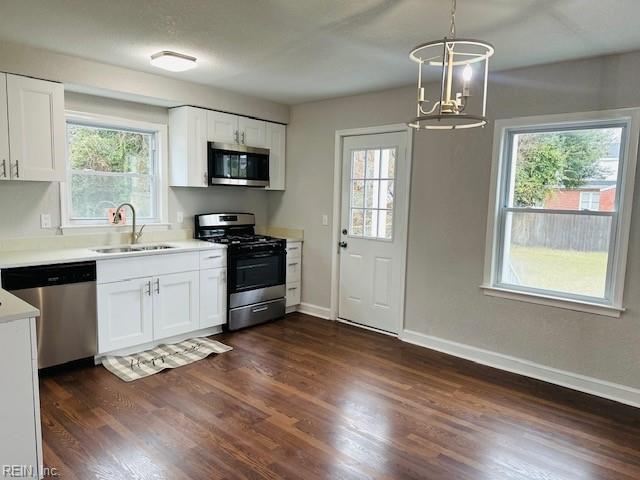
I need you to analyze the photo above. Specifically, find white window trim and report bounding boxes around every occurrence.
[482,108,640,318]
[60,110,169,233]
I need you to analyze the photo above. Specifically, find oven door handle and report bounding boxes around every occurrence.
[243,252,283,259]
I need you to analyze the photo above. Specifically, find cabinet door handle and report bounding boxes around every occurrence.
[145,280,152,296]
[241,131,246,144]
[14,160,19,178]
[1,159,6,179]
[154,278,160,294]
[203,172,208,185]
[234,130,239,144]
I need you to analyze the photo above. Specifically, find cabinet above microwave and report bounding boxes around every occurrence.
[169,107,285,190]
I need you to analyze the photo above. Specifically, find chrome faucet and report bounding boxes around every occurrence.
[112,203,145,244]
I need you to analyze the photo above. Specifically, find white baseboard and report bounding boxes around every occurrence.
[296,302,332,320]
[400,329,640,409]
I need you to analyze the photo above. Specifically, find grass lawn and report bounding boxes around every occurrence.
[508,246,608,298]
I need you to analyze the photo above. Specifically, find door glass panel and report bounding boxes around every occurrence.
[380,148,395,178]
[379,180,394,209]
[366,150,380,178]
[352,151,366,179]
[348,147,397,239]
[350,209,364,236]
[364,180,379,208]
[351,180,364,208]
[364,210,379,237]
[378,210,393,239]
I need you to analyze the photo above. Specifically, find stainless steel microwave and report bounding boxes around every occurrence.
[207,142,270,187]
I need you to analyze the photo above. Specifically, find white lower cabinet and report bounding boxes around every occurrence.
[0,317,42,478]
[153,271,200,340]
[286,241,302,308]
[200,268,227,328]
[97,277,154,353]
[97,249,227,355]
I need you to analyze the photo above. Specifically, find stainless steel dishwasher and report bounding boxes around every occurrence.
[1,261,97,369]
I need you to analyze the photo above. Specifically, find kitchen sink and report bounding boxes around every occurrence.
[132,245,175,251]
[92,245,176,254]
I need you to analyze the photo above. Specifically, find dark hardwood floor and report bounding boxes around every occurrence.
[40,313,640,479]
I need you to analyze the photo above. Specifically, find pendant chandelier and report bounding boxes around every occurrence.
[408,0,494,130]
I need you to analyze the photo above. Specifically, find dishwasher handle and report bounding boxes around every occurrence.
[1,261,96,290]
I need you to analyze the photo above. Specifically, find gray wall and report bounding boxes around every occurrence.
[270,50,640,389]
[0,92,270,238]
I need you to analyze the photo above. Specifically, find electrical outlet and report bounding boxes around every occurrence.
[322,214,329,226]
[177,211,184,224]
[40,214,52,229]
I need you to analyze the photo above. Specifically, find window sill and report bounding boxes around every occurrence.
[480,285,624,318]
[60,223,172,235]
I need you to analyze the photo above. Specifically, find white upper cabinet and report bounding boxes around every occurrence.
[238,117,267,147]
[4,74,65,182]
[207,110,238,144]
[265,123,286,191]
[0,74,9,181]
[169,106,208,187]
[169,105,287,189]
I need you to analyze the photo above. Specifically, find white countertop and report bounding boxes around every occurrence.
[0,240,225,270]
[0,288,40,324]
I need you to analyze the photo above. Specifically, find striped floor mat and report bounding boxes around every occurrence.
[101,337,233,382]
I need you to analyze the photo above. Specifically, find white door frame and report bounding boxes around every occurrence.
[330,124,414,334]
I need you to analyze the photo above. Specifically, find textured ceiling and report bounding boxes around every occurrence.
[1,0,640,104]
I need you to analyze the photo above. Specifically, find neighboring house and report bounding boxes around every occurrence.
[544,184,616,212]
[543,145,619,212]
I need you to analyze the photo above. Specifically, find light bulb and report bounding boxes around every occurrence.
[462,64,473,82]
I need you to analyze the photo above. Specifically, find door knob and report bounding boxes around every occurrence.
[339,241,348,248]
[342,229,348,235]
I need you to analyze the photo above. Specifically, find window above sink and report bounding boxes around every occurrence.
[60,111,169,232]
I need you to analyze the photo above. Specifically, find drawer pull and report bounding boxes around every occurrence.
[288,262,298,267]
[288,246,299,250]
[252,305,269,313]
[205,255,222,259]
[287,287,297,291]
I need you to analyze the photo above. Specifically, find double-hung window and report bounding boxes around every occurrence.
[62,113,166,227]
[484,109,640,316]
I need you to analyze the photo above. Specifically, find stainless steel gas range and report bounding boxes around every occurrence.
[195,213,286,330]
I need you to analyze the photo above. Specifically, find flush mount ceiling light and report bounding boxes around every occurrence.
[408,0,494,130]
[150,51,197,72]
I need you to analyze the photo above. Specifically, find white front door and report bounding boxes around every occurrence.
[338,131,408,334]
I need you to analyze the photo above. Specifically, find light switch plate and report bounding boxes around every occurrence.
[322,214,329,226]
[40,214,51,229]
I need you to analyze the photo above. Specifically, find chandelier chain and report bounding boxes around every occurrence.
[449,0,456,38]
